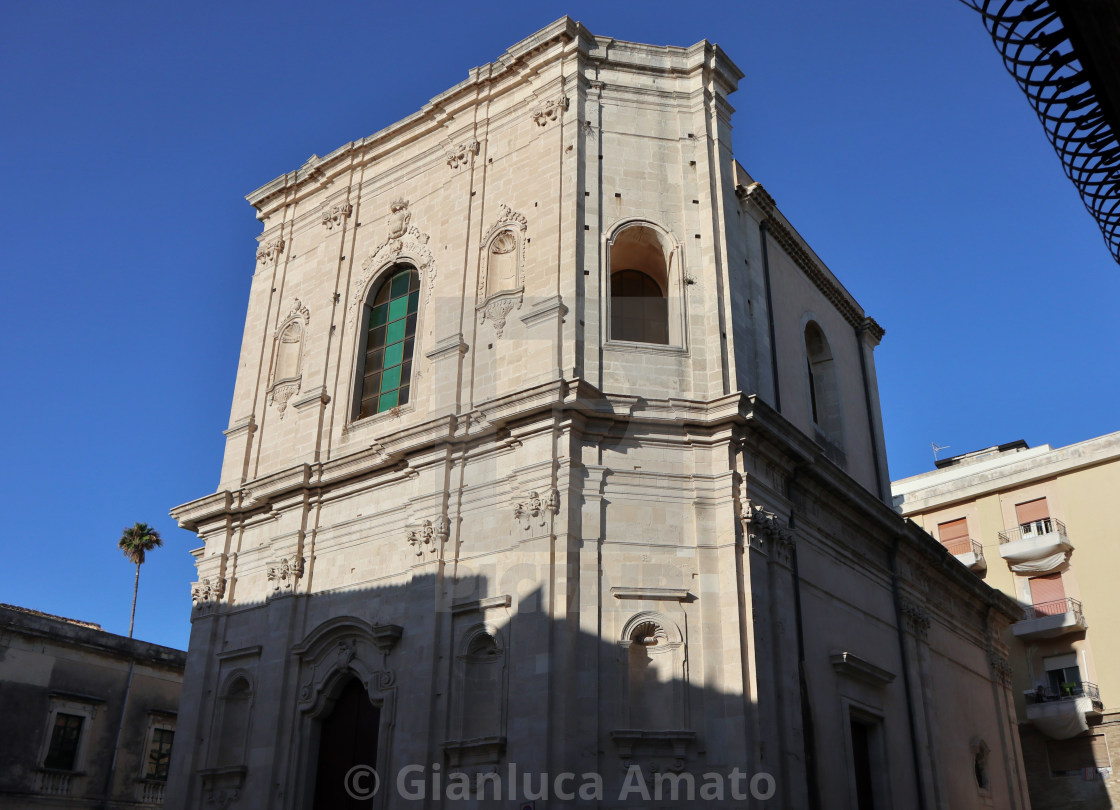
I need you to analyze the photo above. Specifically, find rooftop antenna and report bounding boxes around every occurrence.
[932,442,950,462]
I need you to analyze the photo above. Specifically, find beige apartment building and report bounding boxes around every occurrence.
[894,432,1120,809]
[167,18,1029,809]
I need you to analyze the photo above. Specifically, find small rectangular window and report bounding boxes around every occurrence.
[145,728,175,781]
[44,713,84,771]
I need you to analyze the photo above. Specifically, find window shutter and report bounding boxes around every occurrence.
[1029,573,1066,608]
[938,518,969,542]
[1015,498,1049,525]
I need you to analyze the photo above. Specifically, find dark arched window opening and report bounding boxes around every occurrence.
[804,321,842,444]
[356,265,419,419]
[312,678,380,810]
[609,225,671,345]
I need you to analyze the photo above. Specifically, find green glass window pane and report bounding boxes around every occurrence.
[381,365,402,392]
[405,313,417,337]
[390,270,411,298]
[386,319,406,344]
[384,342,404,368]
[387,296,408,322]
[378,389,399,412]
[407,290,419,314]
[370,304,388,328]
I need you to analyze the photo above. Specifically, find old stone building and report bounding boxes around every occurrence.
[0,604,185,809]
[167,18,1029,809]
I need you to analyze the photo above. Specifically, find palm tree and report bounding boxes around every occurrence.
[118,522,163,639]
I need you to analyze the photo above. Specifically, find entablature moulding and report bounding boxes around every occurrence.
[171,385,1020,627]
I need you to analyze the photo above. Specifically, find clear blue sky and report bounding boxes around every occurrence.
[2,1,1116,650]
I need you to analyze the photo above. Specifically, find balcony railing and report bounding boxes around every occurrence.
[999,518,1067,545]
[141,780,166,804]
[1023,597,1084,622]
[1026,681,1102,709]
[37,771,72,796]
[943,537,983,558]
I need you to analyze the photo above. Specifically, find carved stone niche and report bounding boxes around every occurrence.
[267,299,310,417]
[477,204,528,338]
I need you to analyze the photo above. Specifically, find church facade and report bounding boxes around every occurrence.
[167,18,1029,809]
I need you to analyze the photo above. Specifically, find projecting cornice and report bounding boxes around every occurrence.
[737,179,885,342]
[244,17,742,220]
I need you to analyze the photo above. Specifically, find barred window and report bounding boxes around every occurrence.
[145,728,174,781]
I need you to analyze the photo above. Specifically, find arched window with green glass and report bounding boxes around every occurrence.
[355,264,420,419]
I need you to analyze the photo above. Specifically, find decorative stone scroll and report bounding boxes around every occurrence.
[477,204,528,337]
[987,650,1014,687]
[530,94,568,127]
[265,556,304,593]
[513,489,559,533]
[407,516,449,557]
[267,298,310,417]
[446,140,480,170]
[191,577,225,609]
[348,199,436,329]
[256,238,284,265]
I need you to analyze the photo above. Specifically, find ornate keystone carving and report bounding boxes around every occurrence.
[407,516,448,557]
[446,140,480,170]
[514,489,559,532]
[321,201,352,230]
[349,200,436,329]
[265,556,304,593]
[531,95,568,127]
[191,577,225,609]
[256,238,284,264]
[387,198,411,245]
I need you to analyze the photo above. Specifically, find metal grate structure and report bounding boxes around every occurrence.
[960,0,1120,264]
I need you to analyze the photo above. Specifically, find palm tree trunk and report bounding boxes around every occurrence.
[129,562,140,638]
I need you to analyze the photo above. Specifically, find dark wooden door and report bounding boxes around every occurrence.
[312,678,380,810]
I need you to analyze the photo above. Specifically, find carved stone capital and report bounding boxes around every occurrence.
[407,515,448,557]
[446,140,480,170]
[514,488,559,533]
[530,94,568,127]
[265,556,304,594]
[987,649,1014,687]
[256,238,284,264]
[900,598,932,641]
[191,577,226,610]
[321,201,352,231]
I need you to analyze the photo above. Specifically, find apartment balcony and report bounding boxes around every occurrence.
[942,537,986,573]
[1012,598,1087,640]
[1024,682,1103,739]
[998,519,1072,571]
